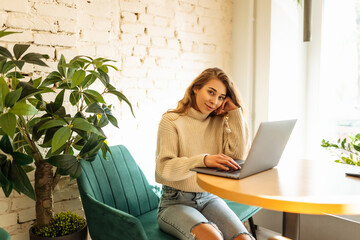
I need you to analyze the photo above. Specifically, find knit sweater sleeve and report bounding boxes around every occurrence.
[223,108,251,160]
[155,114,206,182]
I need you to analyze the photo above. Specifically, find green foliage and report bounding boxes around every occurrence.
[321,133,360,166]
[0,28,133,225]
[33,211,85,237]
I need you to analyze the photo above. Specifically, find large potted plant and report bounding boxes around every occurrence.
[0,28,133,238]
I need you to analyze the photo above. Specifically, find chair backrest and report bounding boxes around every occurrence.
[77,145,159,217]
[0,227,10,240]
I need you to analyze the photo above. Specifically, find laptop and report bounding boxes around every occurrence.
[190,119,297,179]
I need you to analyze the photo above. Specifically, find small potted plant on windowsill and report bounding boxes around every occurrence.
[0,28,133,239]
[321,133,360,166]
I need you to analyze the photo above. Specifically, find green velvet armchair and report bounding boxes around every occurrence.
[77,145,260,240]
[0,227,10,240]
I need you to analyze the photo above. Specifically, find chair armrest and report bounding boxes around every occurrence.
[81,192,148,240]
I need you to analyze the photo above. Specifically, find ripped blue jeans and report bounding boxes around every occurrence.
[157,185,255,240]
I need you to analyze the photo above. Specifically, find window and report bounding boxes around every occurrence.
[305,0,360,160]
[319,0,360,140]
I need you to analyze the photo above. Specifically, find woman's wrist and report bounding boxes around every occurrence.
[203,154,209,167]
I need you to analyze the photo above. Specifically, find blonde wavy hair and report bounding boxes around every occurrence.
[168,67,245,117]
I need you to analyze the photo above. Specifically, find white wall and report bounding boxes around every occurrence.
[231,0,272,137]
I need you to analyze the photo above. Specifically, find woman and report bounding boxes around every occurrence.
[155,68,254,240]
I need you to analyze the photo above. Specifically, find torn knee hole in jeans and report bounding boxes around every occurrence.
[231,232,255,240]
[190,221,223,239]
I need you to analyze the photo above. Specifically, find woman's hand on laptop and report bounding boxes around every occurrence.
[204,154,241,171]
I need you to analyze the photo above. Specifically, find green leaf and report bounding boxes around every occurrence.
[47,154,81,178]
[100,142,111,160]
[22,165,35,173]
[4,87,22,107]
[58,54,66,77]
[0,135,13,154]
[353,144,360,152]
[9,102,37,115]
[54,106,66,118]
[0,154,6,165]
[69,91,80,106]
[97,68,109,86]
[21,52,48,67]
[6,71,24,79]
[54,89,65,110]
[81,74,97,88]
[71,69,86,88]
[10,162,36,200]
[0,113,16,138]
[51,126,71,153]
[0,46,13,59]
[107,114,119,128]
[38,119,67,131]
[0,59,6,70]
[97,114,109,128]
[32,77,42,88]
[79,133,104,159]
[0,76,9,111]
[12,152,33,165]
[47,154,76,167]
[27,98,39,108]
[108,89,135,117]
[0,161,12,197]
[0,61,15,74]
[41,126,61,147]
[85,102,104,114]
[12,60,25,70]
[17,81,42,100]
[13,44,30,60]
[32,118,51,141]
[57,162,81,179]
[341,138,347,149]
[45,102,59,114]
[13,132,30,154]
[72,118,104,136]
[66,67,76,80]
[0,28,20,38]
[46,145,65,158]
[40,71,63,87]
[103,64,119,71]
[83,89,105,103]
[98,65,109,73]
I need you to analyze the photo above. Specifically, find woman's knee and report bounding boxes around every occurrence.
[191,222,223,240]
[233,233,253,240]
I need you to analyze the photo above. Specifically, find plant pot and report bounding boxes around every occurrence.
[29,222,88,240]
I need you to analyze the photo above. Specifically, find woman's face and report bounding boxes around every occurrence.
[193,78,227,115]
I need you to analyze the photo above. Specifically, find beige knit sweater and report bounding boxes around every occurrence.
[155,107,250,192]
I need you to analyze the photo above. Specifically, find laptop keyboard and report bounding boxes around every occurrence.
[215,168,240,173]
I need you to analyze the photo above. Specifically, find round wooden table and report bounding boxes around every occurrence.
[197,159,360,239]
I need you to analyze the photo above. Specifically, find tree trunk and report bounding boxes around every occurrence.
[34,160,54,227]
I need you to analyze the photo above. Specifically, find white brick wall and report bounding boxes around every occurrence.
[0,0,233,238]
